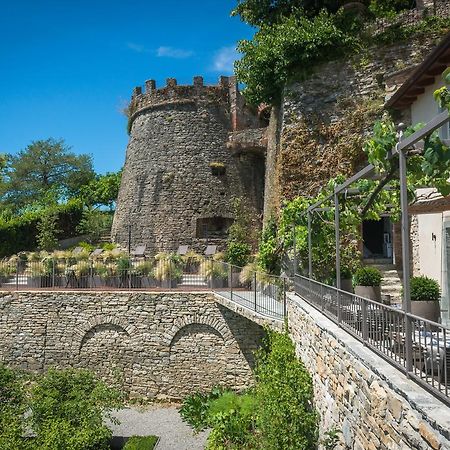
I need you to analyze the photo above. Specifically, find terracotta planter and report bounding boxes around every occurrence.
[354,285,381,303]
[411,301,440,323]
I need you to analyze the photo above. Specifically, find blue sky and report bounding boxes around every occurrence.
[0,0,253,173]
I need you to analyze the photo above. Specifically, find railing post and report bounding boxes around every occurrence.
[283,277,287,319]
[16,260,19,291]
[334,192,341,290]
[209,258,213,290]
[362,298,369,342]
[52,257,56,289]
[307,210,312,278]
[292,222,297,277]
[398,124,413,374]
[253,272,257,312]
[229,264,233,301]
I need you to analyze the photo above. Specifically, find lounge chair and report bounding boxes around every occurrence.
[177,245,189,256]
[204,245,217,257]
[131,245,147,258]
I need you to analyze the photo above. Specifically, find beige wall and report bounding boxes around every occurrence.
[411,78,445,124]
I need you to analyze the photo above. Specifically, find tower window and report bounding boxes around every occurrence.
[196,217,233,238]
[209,162,226,176]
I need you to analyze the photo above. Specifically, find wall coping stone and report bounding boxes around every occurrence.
[287,292,450,442]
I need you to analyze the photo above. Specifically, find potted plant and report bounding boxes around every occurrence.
[409,276,441,323]
[340,266,353,293]
[134,260,155,288]
[181,250,202,274]
[354,267,382,302]
[154,253,183,288]
[225,242,251,287]
[26,262,52,288]
[200,258,228,289]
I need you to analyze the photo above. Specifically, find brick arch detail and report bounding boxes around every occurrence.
[164,315,233,347]
[72,315,138,353]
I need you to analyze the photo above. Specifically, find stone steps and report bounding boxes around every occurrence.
[367,264,403,304]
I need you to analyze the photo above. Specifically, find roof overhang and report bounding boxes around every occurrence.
[385,32,450,110]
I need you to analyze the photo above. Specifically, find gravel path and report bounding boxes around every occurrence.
[108,405,209,450]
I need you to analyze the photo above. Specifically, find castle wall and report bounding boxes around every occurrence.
[264,34,445,218]
[0,291,265,400]
[112,77,264,254]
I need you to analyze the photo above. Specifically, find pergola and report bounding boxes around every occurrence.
[297,110,449,372]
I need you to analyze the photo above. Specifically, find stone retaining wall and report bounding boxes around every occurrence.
[0,291,265,400]
[288,293,450,450]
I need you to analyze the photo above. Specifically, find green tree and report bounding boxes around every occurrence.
[78,170,122,210]
[36,209,61,251]
[2,139,94,211]
[30,368,123,450]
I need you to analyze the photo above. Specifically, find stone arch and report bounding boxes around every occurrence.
[162,314,234,348]
[72,315,137,394]
[72,315,138,354]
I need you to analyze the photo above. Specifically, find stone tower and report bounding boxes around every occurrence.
[112,76,266,253]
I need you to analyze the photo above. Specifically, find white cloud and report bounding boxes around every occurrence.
[156,46,194,59]
[211,46,238,74]
[126,42,148,53]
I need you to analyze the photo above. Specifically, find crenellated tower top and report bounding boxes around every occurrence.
[127,75,258,131]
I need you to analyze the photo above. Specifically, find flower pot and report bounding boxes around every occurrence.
[340,278,353,293]
[159,279,178,289]
[411,301,440,323]
[28,275,53,288]
[354,285,381,303]
[141,276,156,288]
[211,277,227,289]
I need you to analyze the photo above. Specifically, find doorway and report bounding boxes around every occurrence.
[362,217,393,261]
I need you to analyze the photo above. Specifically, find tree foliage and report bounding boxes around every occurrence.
[235,9,359,105]
[254,329,318,449]
[0,365,27,450]
[78,170,122,210]
[30,368,123,450]
[232,0,437,105]
[2,138,94,211]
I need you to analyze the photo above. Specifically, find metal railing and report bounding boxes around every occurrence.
[0,258,287,320]
[210,263,287,321]
[294,274,450,405]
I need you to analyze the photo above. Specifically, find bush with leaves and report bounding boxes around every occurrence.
[0,364,27,450]
[410,276,440,302]
[30,368,123,450]
[258,217,281,274]
[37,209,61,251]
[179,386,226,432]
[254,329,318,450]
[354,266,382,287]
[206,392,256,449]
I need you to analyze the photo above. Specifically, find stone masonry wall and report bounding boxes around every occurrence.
[287,294,450,450]
[264,33,447,218]
[112,77,265,254]
[0,291,265,400]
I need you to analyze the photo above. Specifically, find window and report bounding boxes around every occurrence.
[196,217,233,238]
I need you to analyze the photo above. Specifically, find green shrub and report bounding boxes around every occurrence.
[410,276,440,302]
[30,368,123,450]
[254,329,318,450]
[179,386,225,432]
[354,266,382,287]
[225,242,251,267]
[123,435,158,450]
[206,392,256,449]
[0,364,27,450]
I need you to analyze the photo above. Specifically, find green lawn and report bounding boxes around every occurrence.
[123,435,158,450]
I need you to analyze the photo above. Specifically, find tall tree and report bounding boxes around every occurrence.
[2,139,94,210]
